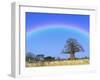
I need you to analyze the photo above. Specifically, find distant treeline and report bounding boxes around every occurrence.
[26,52,65,63]
[26,52,89,63]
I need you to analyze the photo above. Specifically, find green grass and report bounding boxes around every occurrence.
[26,59,89,67]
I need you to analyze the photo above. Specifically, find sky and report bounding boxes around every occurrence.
[26,12,90,59]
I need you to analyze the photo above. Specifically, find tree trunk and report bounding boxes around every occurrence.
[70,53,75,59]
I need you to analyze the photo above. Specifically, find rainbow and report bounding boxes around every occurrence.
[26,25,89,37]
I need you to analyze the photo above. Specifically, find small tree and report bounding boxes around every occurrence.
[26,52,35,62]
[36,54,44,61]
[62,38,84,59]
[44,56,55,61]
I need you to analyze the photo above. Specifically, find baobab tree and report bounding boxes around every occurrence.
[62,38,84,59]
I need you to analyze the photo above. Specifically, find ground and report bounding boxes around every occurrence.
[26,59,89,67]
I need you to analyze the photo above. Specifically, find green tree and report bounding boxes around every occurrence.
[62,38,84,59]
[44,56,55,61]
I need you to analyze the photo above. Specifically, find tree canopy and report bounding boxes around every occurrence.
[62,38,84,59]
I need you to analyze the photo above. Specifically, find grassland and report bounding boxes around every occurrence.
[26,59,89,67]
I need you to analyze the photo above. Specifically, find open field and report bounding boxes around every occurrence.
[26,59,89,67]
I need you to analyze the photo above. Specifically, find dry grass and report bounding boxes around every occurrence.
[26,59,89,67]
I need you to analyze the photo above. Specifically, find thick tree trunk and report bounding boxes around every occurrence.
[70,53,75,59]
